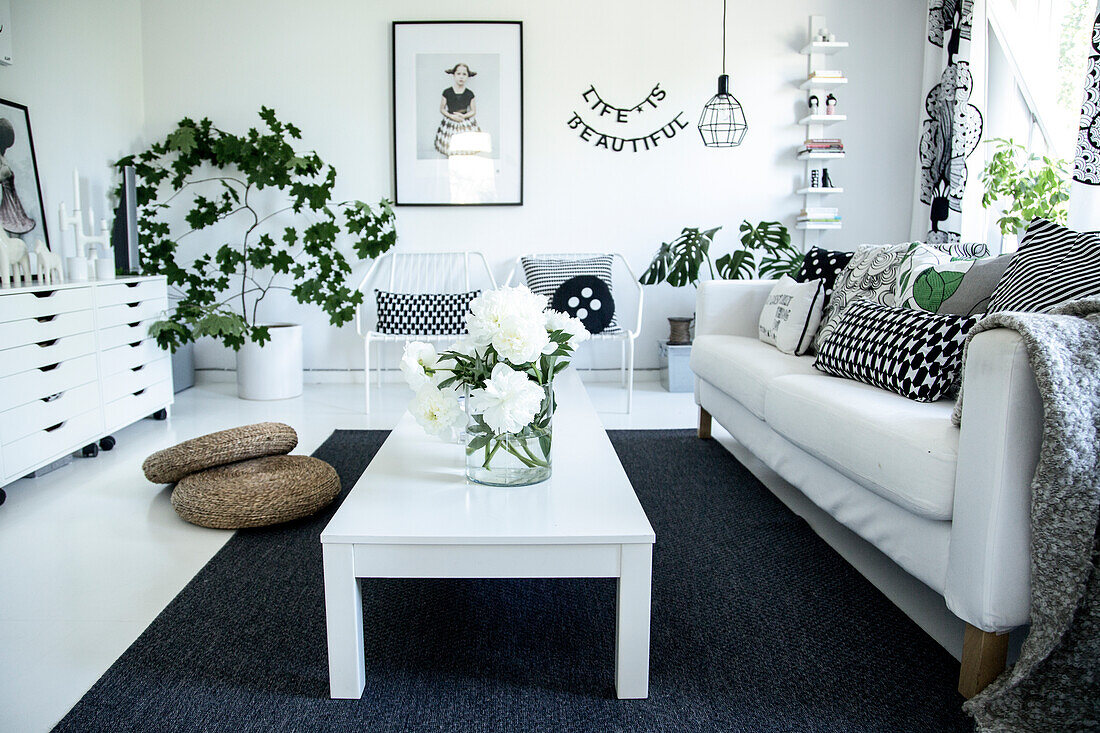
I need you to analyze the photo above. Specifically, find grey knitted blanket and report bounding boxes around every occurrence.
[952,297,1100,732]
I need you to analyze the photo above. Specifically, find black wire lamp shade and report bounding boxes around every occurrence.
[698,74,748,147]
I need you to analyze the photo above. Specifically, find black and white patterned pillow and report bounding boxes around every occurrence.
[814,300,979,402]
[794,247,854,306]
[987,219,1100,313]
[375,290,479,335]
[931,241,990,259]
[521,256,621,334]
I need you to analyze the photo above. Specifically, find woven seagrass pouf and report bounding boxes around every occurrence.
[171,454,340,529]
[142,422,298,485]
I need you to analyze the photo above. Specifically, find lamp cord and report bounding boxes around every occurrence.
[722,0,727,74]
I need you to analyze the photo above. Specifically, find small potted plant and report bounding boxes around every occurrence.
[980,137,1070,249]
[119,107,396,400]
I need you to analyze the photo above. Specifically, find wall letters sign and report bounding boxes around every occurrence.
[567,83,687,152]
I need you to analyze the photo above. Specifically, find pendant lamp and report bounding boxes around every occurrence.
[698,0,748,147]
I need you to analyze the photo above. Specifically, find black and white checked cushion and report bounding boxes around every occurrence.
[794,247,854,307]
[987,218,1100,313]
[521,256,621,334]
[814,300,979,402]
[375,290,479,335]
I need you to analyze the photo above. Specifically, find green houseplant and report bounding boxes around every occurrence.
[640,220,801,344]
[980,137,1070,237]
[119,107,397,399]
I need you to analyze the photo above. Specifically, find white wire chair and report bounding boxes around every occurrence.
[505,252,643,412]
[355,251,497,412]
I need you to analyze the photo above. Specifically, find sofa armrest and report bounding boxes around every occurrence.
[945,328,1041,632]
[694,279,775,338]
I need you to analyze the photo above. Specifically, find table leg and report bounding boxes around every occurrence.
[323,543,366,699]
[615,542,653,699]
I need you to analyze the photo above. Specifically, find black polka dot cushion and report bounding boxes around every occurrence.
[551,275,615,334]
[794,247,855,307]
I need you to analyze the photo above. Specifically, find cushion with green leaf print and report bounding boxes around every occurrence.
[895,251,1014,317]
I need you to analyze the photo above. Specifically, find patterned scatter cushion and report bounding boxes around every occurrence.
[375,290,479,335]
[757,276,825,355]
[551,275,615,334]
[931,241,990,259]
[814,300,980,402]
[794,247,854,307]
[813,242,930,353]
[522,256,620,334]
[896,253,1013,316]
[987,219,1100,313]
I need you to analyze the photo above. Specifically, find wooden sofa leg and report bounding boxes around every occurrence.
[958,623,1008,698]
[698,407,712,439]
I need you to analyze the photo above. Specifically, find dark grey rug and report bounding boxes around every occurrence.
[55,430,973,732]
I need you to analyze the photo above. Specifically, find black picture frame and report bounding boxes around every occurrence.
[0,98,49,249]
[392,21,524,206]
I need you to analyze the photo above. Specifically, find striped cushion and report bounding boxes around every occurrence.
[521,256,621,334]
[988,219,1100,313]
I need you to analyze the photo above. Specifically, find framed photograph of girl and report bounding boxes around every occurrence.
[392,21,523,206]
[0,98,49,248]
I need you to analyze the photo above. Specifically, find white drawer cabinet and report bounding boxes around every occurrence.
[0,276,174,488]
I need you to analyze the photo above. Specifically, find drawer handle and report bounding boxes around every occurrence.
[42,392,64,403]
[132,388,146,397]
[129,341,142,348]
[31,290,57,299]
[125,282,139,288]
[128,321,141,328]
[44,421,65,432]
[36,339,59,347]
[125,301,140,308]
[131,365,145,372]
[36,314,57,323]
[38,362,60,372]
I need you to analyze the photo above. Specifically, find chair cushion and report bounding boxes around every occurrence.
[521,256,621,334]
[171,454,340,529]
[375,290,479,335]
[689,335,819,419]
[143,422,298,484]
[764,374,960,519]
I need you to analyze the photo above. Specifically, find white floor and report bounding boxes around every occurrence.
[0,374,700,733]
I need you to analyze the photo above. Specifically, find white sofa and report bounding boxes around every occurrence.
[689,280,1042,696]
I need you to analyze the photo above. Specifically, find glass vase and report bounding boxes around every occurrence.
[465,384,553,487]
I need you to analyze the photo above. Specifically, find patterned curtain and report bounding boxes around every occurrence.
[911,0,985,243]
[1070,2,1100,231]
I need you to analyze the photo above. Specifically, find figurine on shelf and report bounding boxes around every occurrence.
[34,239,64,285]
[810,169,821,188]
[817,28,830,43]
[821,168,835,188]
[808,94,820,115]
[0,232,30,288]
[826,93,837,115]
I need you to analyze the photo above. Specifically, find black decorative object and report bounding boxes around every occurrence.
[667,317,693,345]
[698,0,747,148]
[551,275,614,334]
[821,168,834,188]
[810,169,821,188]
[567,84,688,153]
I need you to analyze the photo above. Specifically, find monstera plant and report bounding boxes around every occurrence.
[640,220,800,287]
[118,106,397,399]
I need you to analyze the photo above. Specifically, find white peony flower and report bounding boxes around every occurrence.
[492,313,550,365]
[400,341,442,390]
[466,286,549,351]
[543,309,591,351]
[408,385,464,436]
[469,363,545,434]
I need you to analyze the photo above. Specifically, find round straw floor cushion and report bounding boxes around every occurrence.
[142,422,298,485]
[171,454,341,529]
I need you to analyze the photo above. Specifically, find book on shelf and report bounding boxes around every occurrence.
[801,208,839,216]
[808,70,844,78]
[797,214,842,223]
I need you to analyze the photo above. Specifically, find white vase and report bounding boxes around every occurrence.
[236,323,303,400]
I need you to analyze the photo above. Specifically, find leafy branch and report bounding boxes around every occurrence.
[980,137,1070,236]
[116,106,397,351]
[640,220,801,287]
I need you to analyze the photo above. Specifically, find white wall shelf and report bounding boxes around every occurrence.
[796,187,844,195]
[799,14,846,249]
[800,41,849,55]
[798,114,846,126]
[799,77,847,90]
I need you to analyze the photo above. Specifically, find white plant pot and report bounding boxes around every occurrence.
[236,323,303,400]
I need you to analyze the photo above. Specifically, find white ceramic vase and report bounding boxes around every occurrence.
[236,323,303,400]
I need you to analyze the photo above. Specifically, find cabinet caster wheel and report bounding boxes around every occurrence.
[152,409,168,421]
[99,436,116,451]
[0,488,6,506]
[82,443,100,458]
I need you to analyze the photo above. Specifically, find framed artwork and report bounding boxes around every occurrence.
[0,98,48,248]
[392,21,523,206]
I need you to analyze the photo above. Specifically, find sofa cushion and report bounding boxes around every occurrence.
[764,374,959,519]
[690,335,819,419]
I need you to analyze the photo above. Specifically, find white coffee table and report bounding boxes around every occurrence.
[320,369,655,700]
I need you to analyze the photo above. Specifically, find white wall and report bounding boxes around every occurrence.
[0,0,144,259]
[135,0,925,373]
